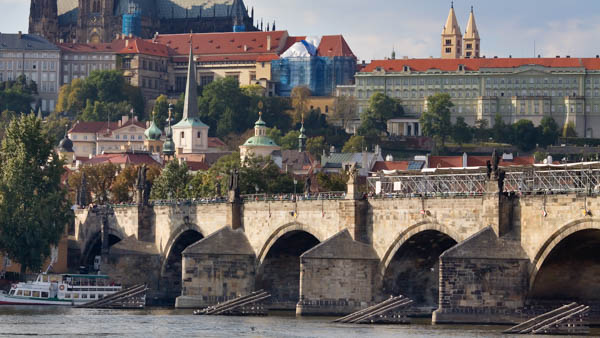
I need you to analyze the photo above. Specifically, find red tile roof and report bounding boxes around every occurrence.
[69,119,146,134]
[372,161,409,171]
[317,35,356,58]
[57,40,127,53]
[428,156,464,168]
[82,152,160,166]
[118,38,170,57]
[153,31,288,57]
[256,54,280,62]
[467,156,535,167]
[207,137,226,148]
[282,35,356,58]
[186,161,210,171]
[361,57,600,73]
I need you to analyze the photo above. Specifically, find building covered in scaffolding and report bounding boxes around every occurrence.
[271,35,357,97]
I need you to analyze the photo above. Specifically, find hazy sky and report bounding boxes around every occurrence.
[2,0,600,61]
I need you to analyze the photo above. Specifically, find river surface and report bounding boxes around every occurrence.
[0,306,595,337]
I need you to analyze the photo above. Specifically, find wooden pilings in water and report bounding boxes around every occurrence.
[504,302,590,335]
[78,284,147,309]
[333,295,413,324]
[194,290,271,316]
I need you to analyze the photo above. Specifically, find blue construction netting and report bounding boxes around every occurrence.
[122,11,142,37]
[271,56,356,97]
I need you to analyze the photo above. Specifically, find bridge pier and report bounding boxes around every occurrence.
[296,230,380,316]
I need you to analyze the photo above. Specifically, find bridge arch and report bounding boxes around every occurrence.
[380,221,462,275]
[529,218,600,294]
[380,221,459,312]
[256,222,327,265]
[255,222,322,310]
[80,227,125,270]
[160,223,205,301]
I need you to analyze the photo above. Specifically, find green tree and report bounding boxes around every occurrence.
[153,95,170,130]
[150,161,190,200]
[538,116,560,147]
[342,135,366,153]
[512,119,538,151]
[291,86,311,124]
[473,119,491,143]
[332,95,358,131]
[199,77,252,138]
[420,93,453,148]
[56,70,144,120]
[316,172,347,192]
[0,114,72,277]
[266,127,283,146]
[358,92,403,137]
[0,75,37,113]
[72,163,119,204]
[43,112,72,146]
[110,165,161,203]
[306,136,327,158]
[492,114,513,144]
[280,130,300,150]
[563,121,578,138]
[452,116,473,146]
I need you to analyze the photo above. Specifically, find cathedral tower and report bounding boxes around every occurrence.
[462,6,480,58]
[29,0,59,42]
[77,0,117,43]
[441,2,462,59]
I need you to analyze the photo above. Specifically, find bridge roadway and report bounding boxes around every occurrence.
[72,175,600,324]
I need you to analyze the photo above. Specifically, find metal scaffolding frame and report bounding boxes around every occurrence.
[368,163,600,196]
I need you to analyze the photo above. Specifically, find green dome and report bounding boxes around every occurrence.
[255,116,266,127]
[243,135,278,147]
[144,121,162,141]
[162,125,175,156]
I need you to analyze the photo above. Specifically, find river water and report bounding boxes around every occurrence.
[0,306,593,337]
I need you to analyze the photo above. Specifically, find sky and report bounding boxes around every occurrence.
[2,0,600,61]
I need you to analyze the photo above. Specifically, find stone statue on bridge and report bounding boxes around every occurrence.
[304,176,312,194]
[228,169,240,202]
[77,173,88,207]
[135,164,151,206]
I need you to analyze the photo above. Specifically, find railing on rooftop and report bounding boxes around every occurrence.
[368,165,600,197]
[241,192,346,202]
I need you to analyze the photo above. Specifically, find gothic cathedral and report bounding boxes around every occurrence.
[29,0,256,43]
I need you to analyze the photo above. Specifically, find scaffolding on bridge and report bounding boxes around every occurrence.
[368,162,600,196]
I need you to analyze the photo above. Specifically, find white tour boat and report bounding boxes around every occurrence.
[0,273,122,306]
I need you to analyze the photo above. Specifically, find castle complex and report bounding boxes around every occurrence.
[28,0,256,44]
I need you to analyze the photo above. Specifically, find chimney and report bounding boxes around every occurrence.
[266,35,271,51]
[122,115,129,126]
[18,31,22,39]
[244,44,248,52]
[462,152,468,167]
[125,39,129,47]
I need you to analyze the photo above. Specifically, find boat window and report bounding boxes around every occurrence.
[90,294,96,299]
[65,293,71,299]
[24,290,31,297]
[98,294,104,299]
[16,290,22,296]
[81,294,88,299]
[41,292,48,298]
[9,290,14,295]
[43,275,49,282]
[73,293,79,299]
[32,291,40,298]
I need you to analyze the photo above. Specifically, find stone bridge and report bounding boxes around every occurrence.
[71,178,600,324]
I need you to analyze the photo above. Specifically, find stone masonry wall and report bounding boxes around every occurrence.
[297,258,378,315]
[176,253,256,309]
[433,257,529,324]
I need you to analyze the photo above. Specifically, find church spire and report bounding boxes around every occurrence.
[298,114,307,152]
[441,2,462,59]
[462,6,480,58]
[182,36,199,120]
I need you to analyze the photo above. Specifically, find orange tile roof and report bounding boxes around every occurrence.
[256,54,280,62]
[118,38,170,57]
[467,156,535,167]
[152,31,288,57]
[82,153,160,166]
[372,161,409,171]
[207,137,226,148]
[361,57,600,73]
[428,156,464,168]
[317,35,356,58]
[69,119,146,134]
[57,40,127,53]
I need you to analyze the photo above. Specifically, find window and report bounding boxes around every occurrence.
[200,75,214,86]
[445,48,451,53]
[197,131,201,138]
[466,43,472,49]
[24,290,31,297]
[122,59,131,69]
[445,39,451,46]
[181,132,184,139]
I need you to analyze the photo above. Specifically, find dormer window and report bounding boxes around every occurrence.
[403,65,410,72]
[458,64,465,71]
